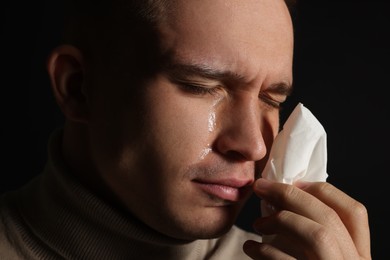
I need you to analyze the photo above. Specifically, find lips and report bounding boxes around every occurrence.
[193,178,253,202]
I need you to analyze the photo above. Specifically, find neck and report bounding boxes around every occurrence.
[62,121,124,211]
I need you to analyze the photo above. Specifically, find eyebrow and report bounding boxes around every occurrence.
[164,62,246,82]
[265,82,294,96]
[164,62,293,95]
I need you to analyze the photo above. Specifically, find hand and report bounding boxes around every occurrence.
[243,178,371,260]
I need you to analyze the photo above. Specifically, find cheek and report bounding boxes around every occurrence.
[146,94,212,166]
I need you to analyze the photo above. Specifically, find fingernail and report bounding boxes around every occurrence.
[295,180,310,189]
[255,178,272,190]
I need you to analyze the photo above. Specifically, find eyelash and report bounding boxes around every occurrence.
[179,83,283,110]
[179,83,220,96]
[259,93,283,110]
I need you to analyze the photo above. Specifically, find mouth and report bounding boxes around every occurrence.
[192,178,253,202]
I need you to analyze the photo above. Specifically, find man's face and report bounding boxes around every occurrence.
[87,0,293,240]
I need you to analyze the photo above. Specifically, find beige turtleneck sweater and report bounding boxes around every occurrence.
[0,130,261,259]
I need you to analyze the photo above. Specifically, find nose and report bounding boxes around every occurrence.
[214,96,267,162]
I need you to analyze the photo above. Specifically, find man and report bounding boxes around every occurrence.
[0,0,371,259]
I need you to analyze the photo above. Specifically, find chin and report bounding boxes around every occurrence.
[194,223,234,240]
[169,206,240,240]
[174,223,234,241]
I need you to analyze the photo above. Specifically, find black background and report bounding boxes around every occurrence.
[1,1,389,259]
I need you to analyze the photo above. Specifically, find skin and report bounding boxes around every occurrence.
[47,0,371,258]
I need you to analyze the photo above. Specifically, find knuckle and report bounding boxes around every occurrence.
[351,200,369,221]
[257,243,274,255]
[280,184,299,201]
[314,182,334,196]
[322,207,340,225]
[274,210,292,223]
[311,226,334,247]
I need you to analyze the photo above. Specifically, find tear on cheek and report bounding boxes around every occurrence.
[208,111,216,132]
[199,146,212,160]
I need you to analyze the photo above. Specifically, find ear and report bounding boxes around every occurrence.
[47,45,89,123]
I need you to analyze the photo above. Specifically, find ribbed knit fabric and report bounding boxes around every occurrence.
[0,130,261,260]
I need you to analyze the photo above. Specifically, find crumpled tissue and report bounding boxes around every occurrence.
[260,102,328,242]
[261,102,328,184]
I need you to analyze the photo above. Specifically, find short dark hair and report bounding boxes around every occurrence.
[62,0,168,59]
[62,0,295,53]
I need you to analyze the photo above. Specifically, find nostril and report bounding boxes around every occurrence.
[223,150,248,162]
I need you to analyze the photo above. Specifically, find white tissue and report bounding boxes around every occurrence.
[261,102,328,184]
[260,102,328,242]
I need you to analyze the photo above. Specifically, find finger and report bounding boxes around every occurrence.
[243,240,296,260]
[252,210,342,260]
[254,179,360,259]
[254,179,349,233]
[296,181,371,259]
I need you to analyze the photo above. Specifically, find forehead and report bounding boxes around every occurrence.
[158,0,294,82]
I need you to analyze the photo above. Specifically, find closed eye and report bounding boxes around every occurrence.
[175,81,222,97]
[259,92,286,110]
